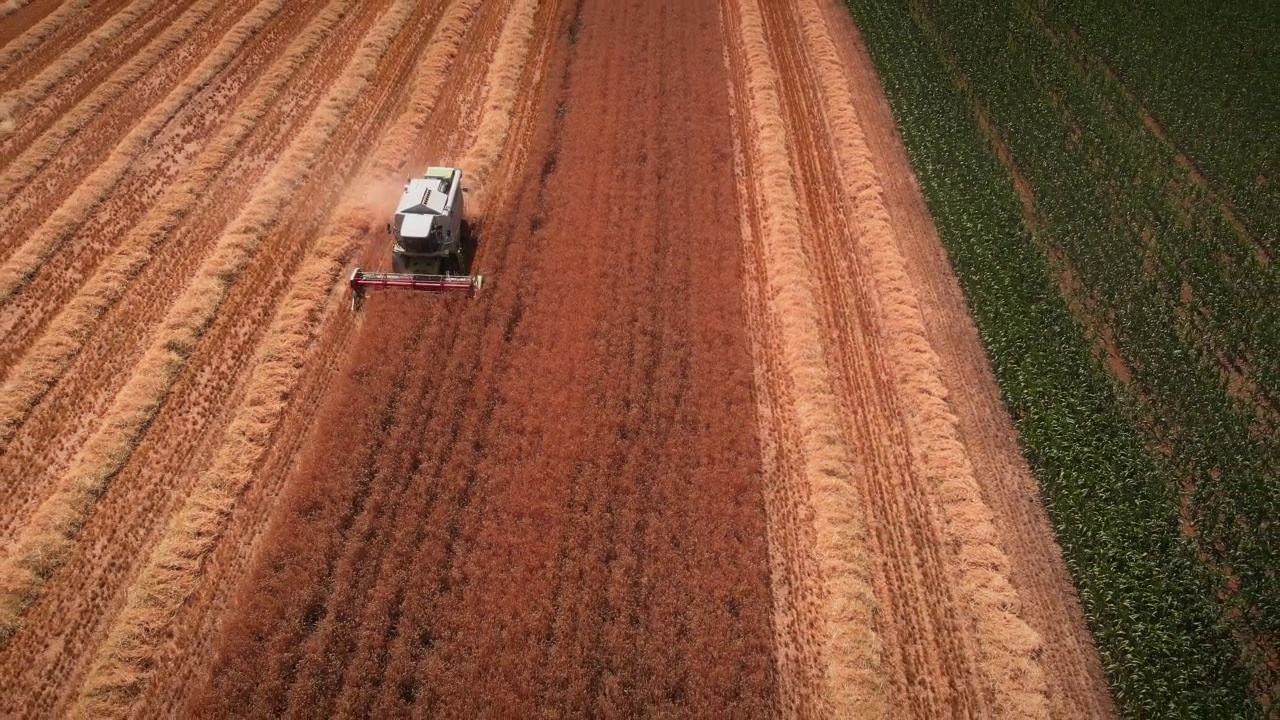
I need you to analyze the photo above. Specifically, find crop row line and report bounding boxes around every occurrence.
[0,0,292,302]
[791,2,1049,715]
[924,0,1276,697]
[722,0,884,715]
[70,0,484,714]
[0,0,164,128]
[845,0,1267,712]
[0,0,416,642]
[0,1,91,92]
[458,0,540,207]
[1020,5,1263,262]
[0,0,326,451]
[0,0,223,204]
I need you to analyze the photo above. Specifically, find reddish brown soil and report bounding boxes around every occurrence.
[0,0,1113,716]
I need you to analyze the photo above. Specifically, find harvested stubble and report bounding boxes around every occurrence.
[459,0,539,208]
[0,0,327,448]
[0,0,295,302]
[0,0,163,126]
[73,1,484,713]
[0,0,227,202]
[789,1,1047,715]
[722,0,885,714]
[0,1,91,92]
[0,0,366,448]
[0,0,419,640]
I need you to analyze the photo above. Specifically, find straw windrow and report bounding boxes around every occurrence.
[0,0,417,643]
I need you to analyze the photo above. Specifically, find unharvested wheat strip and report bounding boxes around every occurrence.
[0,0,301,448]
[793,2,1049,715]
[0,0,417,644]
[0,1,89,89]
[0,0,223,206]
[0,0,163,125]
[725,0,886,714]
[457,0,537,207]
[73,5,484,712]
[0,0,290,301]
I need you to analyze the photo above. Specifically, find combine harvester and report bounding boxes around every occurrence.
[350,166,483,308]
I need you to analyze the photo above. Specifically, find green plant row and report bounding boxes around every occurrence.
[915,0,1277,683]
[842,0,1268,714]
[1038,0,1278,251]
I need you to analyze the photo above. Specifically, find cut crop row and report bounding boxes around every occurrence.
[0,0,419,644]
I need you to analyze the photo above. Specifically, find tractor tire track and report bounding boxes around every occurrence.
[722,0,893,714]
[785,3,1050,716]
[761,0,1003,715]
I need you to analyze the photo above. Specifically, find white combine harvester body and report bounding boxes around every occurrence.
[350,166,483,308]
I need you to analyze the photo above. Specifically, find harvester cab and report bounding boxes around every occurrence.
[350,166,483,309]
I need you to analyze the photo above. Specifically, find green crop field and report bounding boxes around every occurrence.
[843,0,1277,715]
